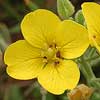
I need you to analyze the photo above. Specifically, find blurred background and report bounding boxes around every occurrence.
[0,0,100,100]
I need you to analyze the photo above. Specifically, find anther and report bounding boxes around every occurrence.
[49,44,53,48]
[54,44,57,48]
[43,56,48,63]
[54,61,60,66]
[43,56,47,59]
[93,35,96,39]
[56,51,61,58]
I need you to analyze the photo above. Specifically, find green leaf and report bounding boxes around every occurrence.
[58,92,69,100]
[75,10,85,25]
[4,85,24,100]
[45,93,56,100]
[1,2,21,21]
[10,23,20,34]
[25,82,42,100]
[91,92,100,100]
[57,0,75,20]
[0,48,3,66]
[0,23,11,52]
[0,23,11,43]
[33,86,42,100]
[0,35,8,52]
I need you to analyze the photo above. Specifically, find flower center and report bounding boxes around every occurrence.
[41,43,62,65]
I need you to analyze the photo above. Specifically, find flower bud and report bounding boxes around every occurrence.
[57,0,75,19]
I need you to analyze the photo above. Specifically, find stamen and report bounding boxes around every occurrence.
[43,56,47,59]
[49,43,57,48]
[43,56,48,63]
[49,44,53,48]
[56,51,61,58]
[93,35,96,39]
[54,61,60,66]
[54,44,57,48]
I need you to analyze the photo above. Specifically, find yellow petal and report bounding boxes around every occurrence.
[4,40,45,79]
[38,60,80,95]
[55,20,89,59]
[82,2,100,48]
[90,37,100,52]
[21,9,61,48]
[6,59,44,80]
[4,40,43,65]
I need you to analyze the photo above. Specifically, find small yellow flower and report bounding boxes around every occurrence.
[4,9,89,94]
[82,2,100,52]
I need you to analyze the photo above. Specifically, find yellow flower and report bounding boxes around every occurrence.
[82,2,100,51]
[4,9,89,94]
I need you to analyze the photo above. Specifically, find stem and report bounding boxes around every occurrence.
[88,47,96,57]
[85,55,100,62]
[24,83,34,97]
[0,36,8,52]
[79,56,100,88]
[79,61,90,81]
[40,87,47,100]
[80,57,95,80]
[92,78,100,82]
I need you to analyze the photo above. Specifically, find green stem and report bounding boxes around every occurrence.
[79,60,90,81]
[88,47,96,57]
[79,56,100,88]
[85,55,100,62]
[0,36,8,52]
[24,83,34,97]
[80,57,95,80]
[92,78,100,82]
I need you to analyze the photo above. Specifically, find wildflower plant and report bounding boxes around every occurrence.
[2,0,100,100]
[4,9,89,94]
